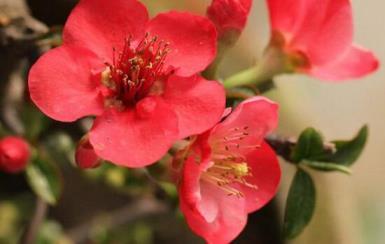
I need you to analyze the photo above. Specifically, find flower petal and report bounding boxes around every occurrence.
[162,75,225,139]
[146,11,217,76]
[180,143,248,243]
[268,0,353,64]
[63,0,149,61]
[308,45,379,81]
[28,46,104,122]
[180,180,247,244]
[210,97,279,155]
[242,142,281,213]
[89,96,178,167]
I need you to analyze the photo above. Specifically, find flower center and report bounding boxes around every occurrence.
[202,126,259,198]
[101,33,171,108]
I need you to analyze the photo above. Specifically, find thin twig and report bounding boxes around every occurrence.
[20,197,48,244]
[266,134,335,163]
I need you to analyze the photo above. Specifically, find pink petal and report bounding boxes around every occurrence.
[210,97,279,155]
[308,45,379,81]
[89,96,178,167]
[162,75,225,139]
[268,0,353,64]
[242,142,281,213]
[63,0,149,61]
[28,46,104,122]
[180,181,247,244]
[180,143,248,243]
[146,11,217,76]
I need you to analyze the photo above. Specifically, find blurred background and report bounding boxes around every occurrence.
[0,0,384,243]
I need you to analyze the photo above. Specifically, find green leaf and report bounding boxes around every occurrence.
[301,161,351,174]
[25,156,62,205]
[291,128,324,163]
[325,125,368,166]
[283,168,316,239]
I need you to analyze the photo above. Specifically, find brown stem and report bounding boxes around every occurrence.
[20,197,48,244]
[266,134,335,163]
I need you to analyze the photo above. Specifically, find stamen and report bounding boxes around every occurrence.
[100,33,171,107]
[202,125,261,197]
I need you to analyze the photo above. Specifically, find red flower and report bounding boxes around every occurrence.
[28,0,225,167]
[266,0,379,81]
[207,0,252,44]
[0,136,31,173]
[75,135,102,169]
[176,97,280,243]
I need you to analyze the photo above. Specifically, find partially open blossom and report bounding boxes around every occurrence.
[0,136,31,173]
[29,0,225,167]
[75,135,102,169]
[176,97,280,243]
[207,0,252,45]
[265,0,379,81]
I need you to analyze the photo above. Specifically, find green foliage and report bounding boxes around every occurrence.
[25,156,62,205]
[291,128,324,163]
[291,125,368,173]
[283,168,316,239]
[325,125,368,166]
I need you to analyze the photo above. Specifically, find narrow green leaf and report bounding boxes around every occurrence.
[283,168,316,239]
[291,128,324,163]
[301,161,351,174]
[25,156,62,205]
[325,125,368,166]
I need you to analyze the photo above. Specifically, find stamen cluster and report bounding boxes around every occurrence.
[102,33,170,107]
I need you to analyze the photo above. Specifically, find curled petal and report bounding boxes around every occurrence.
[180,145,247,244]
[28,46,104,122]
[146,11,217,76]
[308,45,379,81]
[210,97,279,155]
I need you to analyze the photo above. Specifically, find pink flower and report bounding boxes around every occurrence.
[75,135,102,169]
[207,0,252,44]
[266,0,379,81]
[28,0,225,167]
[176,97,280,243]
[0,136,31,173]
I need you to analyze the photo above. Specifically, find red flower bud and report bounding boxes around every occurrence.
[0,136,31,173]
[207,0,252,44]
[75,135,101,169]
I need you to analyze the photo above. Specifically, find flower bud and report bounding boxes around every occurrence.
[0,136,31,173]
[207,0,252,45]
[75,135,102,169]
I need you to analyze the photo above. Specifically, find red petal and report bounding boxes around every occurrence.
[179,140,248,243]
[242,142,281,213]
[210,97,279,155]
[268,0,353,64]
[162,75,225,138]
[63,0,149,61]
[146,11,217,76]
[89,96,178,167]
[28,46,104,122]
[180,181,247,244]
[308,45,379,81]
